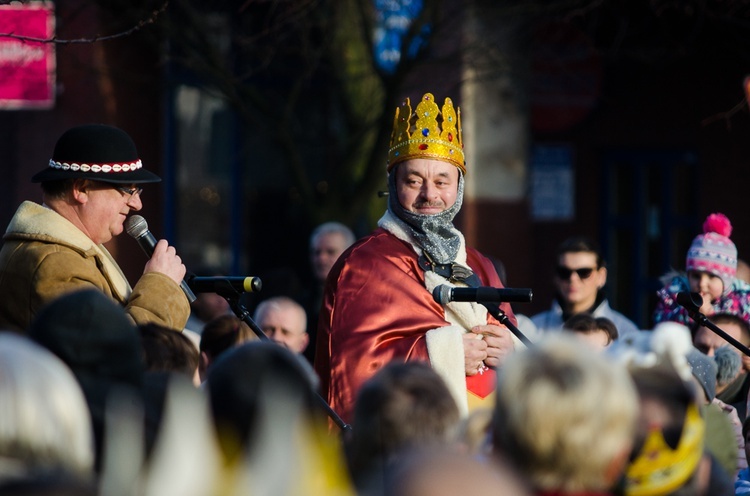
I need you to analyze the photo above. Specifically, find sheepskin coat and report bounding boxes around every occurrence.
[0,201,189,332]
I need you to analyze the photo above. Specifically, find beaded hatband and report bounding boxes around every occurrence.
[47,159,143,174]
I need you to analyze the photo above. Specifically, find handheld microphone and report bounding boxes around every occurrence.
[676,291,704,314]
[124,215,197,303]
[186,276,262,294]
[432,285,533,305]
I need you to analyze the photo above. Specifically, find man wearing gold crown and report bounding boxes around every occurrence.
[314,93,517,424]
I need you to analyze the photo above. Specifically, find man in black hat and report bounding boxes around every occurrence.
[0,124,190,332]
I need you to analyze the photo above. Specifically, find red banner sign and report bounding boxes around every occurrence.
[0,3,56,110]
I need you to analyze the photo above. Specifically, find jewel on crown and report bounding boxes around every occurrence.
[387,92,465,174]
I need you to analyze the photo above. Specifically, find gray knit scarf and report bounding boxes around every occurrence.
[387,168,464,265]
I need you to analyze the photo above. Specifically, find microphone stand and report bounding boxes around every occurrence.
[687,310,750,358]
[215,286,352,433]
[479,301,534,347]
[676,291,750,357]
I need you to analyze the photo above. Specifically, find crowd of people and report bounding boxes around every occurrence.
[2,95,750,496]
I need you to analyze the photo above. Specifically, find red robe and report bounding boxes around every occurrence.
[314,225,516,425]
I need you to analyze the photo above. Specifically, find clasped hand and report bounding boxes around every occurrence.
[462,323,515,376]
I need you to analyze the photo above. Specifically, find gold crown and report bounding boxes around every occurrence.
[625,402,705,496]
[387,92,465,174]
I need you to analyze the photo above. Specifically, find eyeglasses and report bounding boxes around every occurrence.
[116,186,143,198]
[555,266,596,280]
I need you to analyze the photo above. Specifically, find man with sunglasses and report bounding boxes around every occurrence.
[0,124,190,333]
[531,236,640,338]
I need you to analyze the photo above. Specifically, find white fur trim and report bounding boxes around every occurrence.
[379,209,502,416]
[425,324,469,417]
[424,271,487,329]
[379,210,490,335]
[10,201,132,301]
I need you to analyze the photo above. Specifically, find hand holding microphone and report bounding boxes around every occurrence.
[144,239,186,284]
[125,215,196,303]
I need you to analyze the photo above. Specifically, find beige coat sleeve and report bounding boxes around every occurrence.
[127,272,190,330]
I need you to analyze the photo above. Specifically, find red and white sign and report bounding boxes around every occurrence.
[0,3,56,110]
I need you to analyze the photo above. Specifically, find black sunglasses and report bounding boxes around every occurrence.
[555,266,596,280]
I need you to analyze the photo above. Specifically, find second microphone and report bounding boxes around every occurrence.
[187,276,262,294]
[433,285,533,305]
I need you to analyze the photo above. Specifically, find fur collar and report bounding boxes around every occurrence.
[6,201,132,300]
[378,210,488,333]
[378,210,493,416]
[7,201,99,251]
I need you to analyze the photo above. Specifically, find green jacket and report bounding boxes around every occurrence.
[0,201,189,332]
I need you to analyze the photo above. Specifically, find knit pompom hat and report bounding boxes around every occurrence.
[686,213,737,295]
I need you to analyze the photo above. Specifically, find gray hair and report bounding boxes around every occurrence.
[253,296,307,332]
[309,222,355,250]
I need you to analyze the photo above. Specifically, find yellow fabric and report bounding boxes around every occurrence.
[467,389,496,413]
[625,403,705,496]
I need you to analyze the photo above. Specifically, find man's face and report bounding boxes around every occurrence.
[694,321,748,357]
[554,252,606,311]
[395,159,459,215]
[310,231,349,283]
[77,181,143,244]
[258,305,309,354]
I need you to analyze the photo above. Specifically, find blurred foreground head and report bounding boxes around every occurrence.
[27,289,143,471]
[388,449,531,496]
[0,332,94,482]
[608,322,709,495]
[349,362,461,476]
[205,341,321,463]
[492,333,639,493]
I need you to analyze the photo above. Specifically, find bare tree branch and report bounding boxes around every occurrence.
[701,97,748,130]
[0,0,168,44]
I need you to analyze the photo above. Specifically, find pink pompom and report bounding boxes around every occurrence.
[703,213,732,237]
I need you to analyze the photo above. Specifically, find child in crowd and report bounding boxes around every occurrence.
[562,313,618,350]
[654,213,750,327]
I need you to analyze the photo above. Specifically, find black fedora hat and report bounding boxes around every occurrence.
[31,124,161,184]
